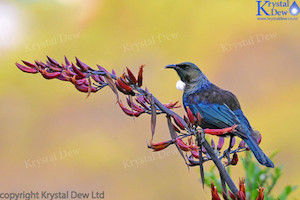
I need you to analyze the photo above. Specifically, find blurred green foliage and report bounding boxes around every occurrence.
[204,151,297,199]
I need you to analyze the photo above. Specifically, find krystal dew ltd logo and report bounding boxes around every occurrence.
[256,0,299,20]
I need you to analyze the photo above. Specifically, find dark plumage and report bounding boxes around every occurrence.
[165,62,274,168]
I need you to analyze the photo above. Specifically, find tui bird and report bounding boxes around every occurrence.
[165,62,274,168]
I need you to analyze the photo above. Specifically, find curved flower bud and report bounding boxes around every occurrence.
[191,150,199,158]
[71,63,86,78]
[126,97,145,113]
[118,101,141,117]
[75,57,89,71]
[75,83,97,93]
[238,178,246,200]
[196,112,202,126]
[16,63,38,73]
[47,56,60,66]
[64,56,71,66]
[228,190,236,200]
[164,101,180,109]
[117,78,135,96]
[204,125,237,136]
[115,80,130,95]
[176,137,190,151]
[172,124,181,133]
[211,182,221,200]
[256,186,264,200]
[41,70,61,79]
[172,115,185,130]
[148,139,173,151]
[126,67,137,84]
[137,64,145,87]
[186,106,195,124]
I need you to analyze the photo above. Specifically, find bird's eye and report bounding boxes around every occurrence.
[180,64,189,69]
[183,65,189,69]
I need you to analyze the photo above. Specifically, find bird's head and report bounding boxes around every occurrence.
[164,62,203,84]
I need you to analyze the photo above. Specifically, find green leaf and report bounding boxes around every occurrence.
[278,185,298,200]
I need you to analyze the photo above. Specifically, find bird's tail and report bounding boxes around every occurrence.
[244,136,274,168]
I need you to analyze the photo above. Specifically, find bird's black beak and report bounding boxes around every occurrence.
[164,64,179,70]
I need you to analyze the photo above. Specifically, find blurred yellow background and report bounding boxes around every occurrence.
[0,0,299,199]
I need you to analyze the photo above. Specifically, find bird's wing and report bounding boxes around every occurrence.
[188,103,248,139]
[183,85,248,138]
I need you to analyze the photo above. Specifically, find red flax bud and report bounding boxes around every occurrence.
[172,124,181,133]
[211,182,221,200]
[176,137,190,151]
[22,60,38,69]
[112,69,116,76]
[230,153,239,165]
[135,96,149,110]
[148,140,173,151]
[16,63,38,73]
[115,80,130,95]
[47,56,60,66]
[97,65,108,73]
[191,150,199,158]
[186,106,195,124]
[41,69,61,79]
[256,186,264,200]
[47,62,62,72]
[71,76,86,86]
[163,101,180,109]
[91,75,104,84]
[238,178,246,200]
[126,67,137,84]
[64,56,71,66]
[75,57,89,71]
[203,125,237,136]
[126,97,145,113]
[228,190,237,200]
[75,83,96,93]
[116,78,135,96]
[118,102,141,117]
[71,63,86,78]
[137,64,145,87]
[172,115,185,130]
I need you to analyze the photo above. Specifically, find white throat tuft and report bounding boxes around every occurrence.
[176,80,186,91]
